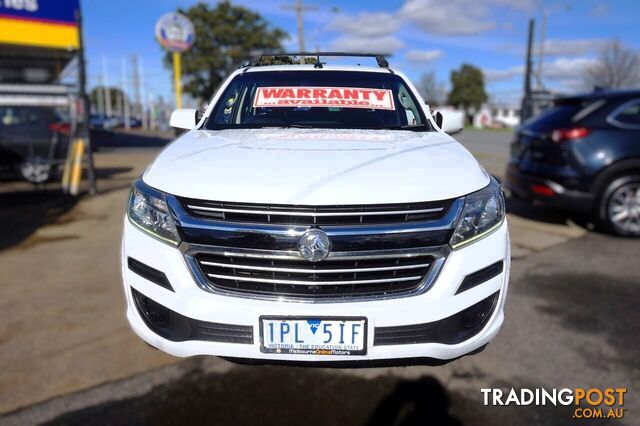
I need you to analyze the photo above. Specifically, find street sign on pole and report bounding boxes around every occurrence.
[172,51,182,109]
[155,12,194,110]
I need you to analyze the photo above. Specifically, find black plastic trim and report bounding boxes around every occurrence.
[456,260,503,295]
[131,288,253,344]
[128,257,174,292]
[374,291,500,346]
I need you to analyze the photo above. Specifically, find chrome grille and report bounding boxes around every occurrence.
[194,251,435,299]
[180,198,450,226]
[169,195,460,302]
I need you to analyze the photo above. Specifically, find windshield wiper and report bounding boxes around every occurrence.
[282,124,314,129]
[384,124,432,131]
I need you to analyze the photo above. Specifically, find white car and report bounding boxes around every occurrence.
[122,53,510,365]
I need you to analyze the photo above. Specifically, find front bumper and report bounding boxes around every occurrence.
[122,219,510,363]
[505,163,594,213]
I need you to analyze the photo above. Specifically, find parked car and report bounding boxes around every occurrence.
[0,105,70,183]
[506,89,640,236]
[122,53,510,365]
[113,116,143,129]
[89,114,119,130]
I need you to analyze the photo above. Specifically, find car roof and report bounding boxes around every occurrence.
[558,89,640,103]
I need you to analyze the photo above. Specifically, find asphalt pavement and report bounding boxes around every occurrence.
[5,232,638,426]
[0,129,638,425]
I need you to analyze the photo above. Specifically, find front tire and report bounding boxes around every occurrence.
[598,174,640,237]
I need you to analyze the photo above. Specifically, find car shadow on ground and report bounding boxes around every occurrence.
[0,166,132,250]
[0,190,79,251]
[365,376,463,426]
[505,195,592,230]
[42,365,464,426]
[37,358,601,426]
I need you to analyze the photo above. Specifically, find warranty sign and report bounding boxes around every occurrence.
[253,86,395,110]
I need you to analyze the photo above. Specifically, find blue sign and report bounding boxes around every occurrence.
[0,0,79,25]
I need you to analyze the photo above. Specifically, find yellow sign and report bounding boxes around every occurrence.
[0,16,79,49]
[0,0,80,50]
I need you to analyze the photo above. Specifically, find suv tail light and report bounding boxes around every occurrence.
[49,122,71,136]
[550,127,590,143]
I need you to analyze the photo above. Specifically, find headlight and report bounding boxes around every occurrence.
[127,179,179,245]
[450,178,505,249]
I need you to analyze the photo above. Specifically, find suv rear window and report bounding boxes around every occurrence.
[205,71,432,131]
[522,103,583,131]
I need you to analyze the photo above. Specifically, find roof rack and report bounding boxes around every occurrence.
[242,52,390,69]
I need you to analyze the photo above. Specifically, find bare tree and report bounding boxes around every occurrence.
[586,40,640,89]
[417,71,447,106]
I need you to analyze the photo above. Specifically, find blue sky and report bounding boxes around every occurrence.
[82,0,640,107]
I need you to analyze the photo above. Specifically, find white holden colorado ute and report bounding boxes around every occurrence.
[122,53,510,365]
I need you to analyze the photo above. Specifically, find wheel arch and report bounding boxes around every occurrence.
[591,157,640,196]
[591,157,640,220]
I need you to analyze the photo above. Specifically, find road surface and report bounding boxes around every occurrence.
[0,130,637,425]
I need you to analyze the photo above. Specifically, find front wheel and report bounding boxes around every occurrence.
[599,175,640,237]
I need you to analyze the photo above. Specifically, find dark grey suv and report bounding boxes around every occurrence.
[506,90,640,236]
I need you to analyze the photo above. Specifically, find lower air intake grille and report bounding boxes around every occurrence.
[132,288,253,344]
[195,252,434,299]
[374,292,500,346]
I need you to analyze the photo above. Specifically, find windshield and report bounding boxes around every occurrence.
[205,71,432,131]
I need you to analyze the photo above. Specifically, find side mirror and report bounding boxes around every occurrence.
[170,109,199,130]
[434,111,444,129]
[434,109,464,135]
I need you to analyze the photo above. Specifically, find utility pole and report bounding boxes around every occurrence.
[148,92,156,130]
[140,58,148,130]
[131,55,142,125]
[115,88,122,117]
[102,55,111,117]
[521,19,535,123]
[75,6,97,195]
[96,73,104,116]
[121,57,130,130]
[282,0,317,51]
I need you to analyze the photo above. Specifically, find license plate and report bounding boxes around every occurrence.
[260,316,367,356]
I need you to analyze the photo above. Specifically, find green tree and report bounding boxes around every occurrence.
[447,64,488,123]
[165,1,288,102]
